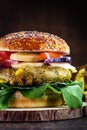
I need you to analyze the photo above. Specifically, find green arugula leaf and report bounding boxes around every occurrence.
[20,83,62,98]
[0,83,9,88]
[20,83,49,98]
[0,92,14,109]
[47,85,61,94]
[60,84,83,109]
[0,81,83,109]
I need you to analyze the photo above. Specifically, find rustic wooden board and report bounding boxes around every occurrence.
[0,102,87,122]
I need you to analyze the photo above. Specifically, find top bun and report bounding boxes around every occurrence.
[0,31,70,54]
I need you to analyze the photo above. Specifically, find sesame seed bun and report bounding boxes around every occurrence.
[0,31,70,54]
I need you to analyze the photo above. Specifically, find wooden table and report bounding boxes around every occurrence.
[0,117,87,130]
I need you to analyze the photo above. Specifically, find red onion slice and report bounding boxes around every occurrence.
[44,56,71,65]
[0,60,18,68]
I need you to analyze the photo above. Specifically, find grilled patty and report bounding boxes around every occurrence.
[0,66,72,86]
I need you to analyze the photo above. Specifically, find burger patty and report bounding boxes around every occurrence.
[0,66,72,86]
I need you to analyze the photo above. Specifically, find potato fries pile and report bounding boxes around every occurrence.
[74,64,87,102]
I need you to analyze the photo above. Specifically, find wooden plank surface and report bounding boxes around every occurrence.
[0,102,87,122]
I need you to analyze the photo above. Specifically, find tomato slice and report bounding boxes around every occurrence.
[39,52,62,60]
[0,52,12,61]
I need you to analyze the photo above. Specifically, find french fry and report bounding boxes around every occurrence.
[75,68,85,92]
[74,64,87,102]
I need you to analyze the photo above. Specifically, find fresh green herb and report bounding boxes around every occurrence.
[47,85,61,94]
[20,83,49,98]
[0,81,83,109]
[60,84,82,108]
[50,81,83,108]
[0,92,14,109]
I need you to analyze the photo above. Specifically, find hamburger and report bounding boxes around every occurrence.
[0,31,82,109]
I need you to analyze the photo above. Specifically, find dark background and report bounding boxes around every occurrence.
[0,0,87,67]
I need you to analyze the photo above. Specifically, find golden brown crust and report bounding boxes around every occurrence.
[0,31,70,54]
[8,91,64,108]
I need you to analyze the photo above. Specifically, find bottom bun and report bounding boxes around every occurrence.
[8,91,64,108]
